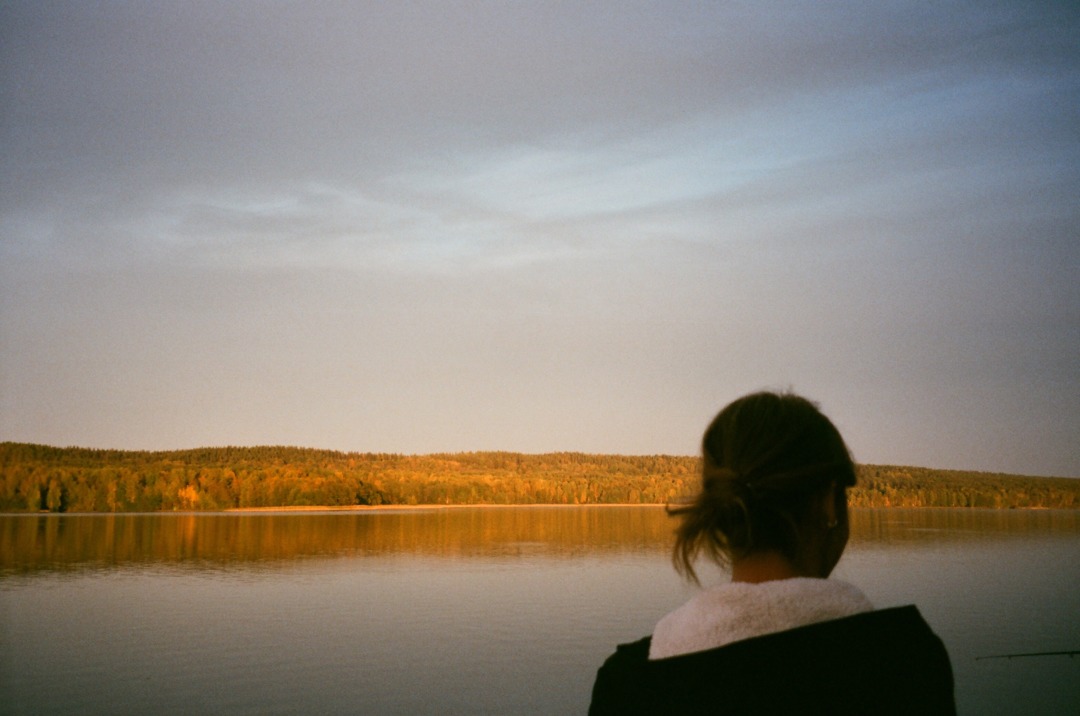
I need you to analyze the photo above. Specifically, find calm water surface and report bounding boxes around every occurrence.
[1,507,1077,715]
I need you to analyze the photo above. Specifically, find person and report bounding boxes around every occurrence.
[589,391,955,715]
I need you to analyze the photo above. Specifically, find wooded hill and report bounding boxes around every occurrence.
[1,442,1077,513]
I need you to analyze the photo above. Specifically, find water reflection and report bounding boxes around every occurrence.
[2,507,1076,577]
[0,506,674,575]
[849,508,1079,544]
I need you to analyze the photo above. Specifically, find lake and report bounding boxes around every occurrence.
[1,507,1077,715]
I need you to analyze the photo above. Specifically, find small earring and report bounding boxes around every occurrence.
[826,519,838,529]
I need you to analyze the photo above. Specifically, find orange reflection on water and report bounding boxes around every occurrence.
[3,506,1076,576]
[0,506,676,574]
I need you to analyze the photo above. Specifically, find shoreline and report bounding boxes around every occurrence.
[222,503,666,512]
[4,504,1068,516]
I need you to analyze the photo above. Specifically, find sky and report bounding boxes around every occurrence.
[1,2,1077,477]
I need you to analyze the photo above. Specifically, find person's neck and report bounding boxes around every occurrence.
[730,551,806,584]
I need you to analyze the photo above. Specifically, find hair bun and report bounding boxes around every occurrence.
[703,464,761,503]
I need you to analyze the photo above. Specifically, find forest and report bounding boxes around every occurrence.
[1,442,1077,513]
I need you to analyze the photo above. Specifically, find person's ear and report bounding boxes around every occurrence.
[821,483,838,529]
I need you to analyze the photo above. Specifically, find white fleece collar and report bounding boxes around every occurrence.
[648,578,873,660]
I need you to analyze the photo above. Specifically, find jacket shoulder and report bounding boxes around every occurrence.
[589,606,955,715]
[588,637,652,716]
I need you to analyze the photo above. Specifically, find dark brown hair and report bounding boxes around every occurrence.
[670,391,856,582]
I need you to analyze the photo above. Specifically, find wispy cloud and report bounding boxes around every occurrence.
[2,1,1077,474]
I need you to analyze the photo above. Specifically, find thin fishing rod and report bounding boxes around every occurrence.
[975,651,1079,661]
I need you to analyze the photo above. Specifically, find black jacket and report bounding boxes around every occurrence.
[589,605,955,715]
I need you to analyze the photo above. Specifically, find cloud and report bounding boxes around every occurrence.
[1,1,1078,474]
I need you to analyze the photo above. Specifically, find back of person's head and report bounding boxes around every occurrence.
[671,391,856,581]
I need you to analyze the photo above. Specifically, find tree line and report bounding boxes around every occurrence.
[1,442,1077,513]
